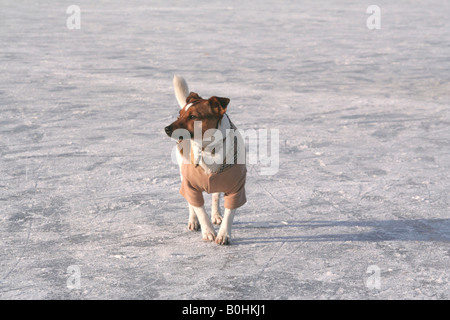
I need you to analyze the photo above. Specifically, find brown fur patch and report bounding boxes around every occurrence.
[165,92,230,138]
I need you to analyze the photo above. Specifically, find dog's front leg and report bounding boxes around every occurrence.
[192,205,216,241]
[216,208,236,245]
[211,192,222,225]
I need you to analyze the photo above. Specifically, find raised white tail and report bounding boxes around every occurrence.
[173,75,189,109]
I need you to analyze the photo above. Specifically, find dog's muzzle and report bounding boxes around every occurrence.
[165,125,187,143]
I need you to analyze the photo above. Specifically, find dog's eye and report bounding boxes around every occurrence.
[188,115,197,120]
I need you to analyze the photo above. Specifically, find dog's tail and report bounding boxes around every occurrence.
[173,75,189,109]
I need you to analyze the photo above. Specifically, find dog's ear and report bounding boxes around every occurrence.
[186,92,202,104]
[208,96,230,116]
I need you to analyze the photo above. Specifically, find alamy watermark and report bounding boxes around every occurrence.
[170,121,279,175]
[67,265,81,290]
[66,5,81,30]
[366,5,381,30]
[366,265,381,290]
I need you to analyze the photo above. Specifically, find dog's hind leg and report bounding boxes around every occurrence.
[216,208,236,245]
[211,192,222,225]
[188,204,200,231]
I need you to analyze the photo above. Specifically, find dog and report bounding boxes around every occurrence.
[165,75,247,245]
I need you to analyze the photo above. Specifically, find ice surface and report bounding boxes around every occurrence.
[0,0,449,299]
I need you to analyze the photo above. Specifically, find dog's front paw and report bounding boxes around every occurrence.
[215,233,231,245]
[202,228,217,242]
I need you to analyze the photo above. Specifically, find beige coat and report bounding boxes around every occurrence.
[180,162,247,209]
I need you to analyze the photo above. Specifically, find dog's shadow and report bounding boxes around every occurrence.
[232,218,450,244]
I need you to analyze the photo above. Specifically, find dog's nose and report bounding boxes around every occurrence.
[164,126,172,136]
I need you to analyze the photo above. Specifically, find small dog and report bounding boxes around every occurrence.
[165,76,247,245]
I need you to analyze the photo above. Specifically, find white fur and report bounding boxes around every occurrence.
[216,208,236,245]
[191,114,234,175]
[173,75,189,109]
[211,192,222,224]
[172,75,239,245]
[191,205,216,241]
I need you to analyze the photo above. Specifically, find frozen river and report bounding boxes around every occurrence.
[1,0,449,299]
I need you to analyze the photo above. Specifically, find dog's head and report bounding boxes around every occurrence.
[164,92,230,141]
